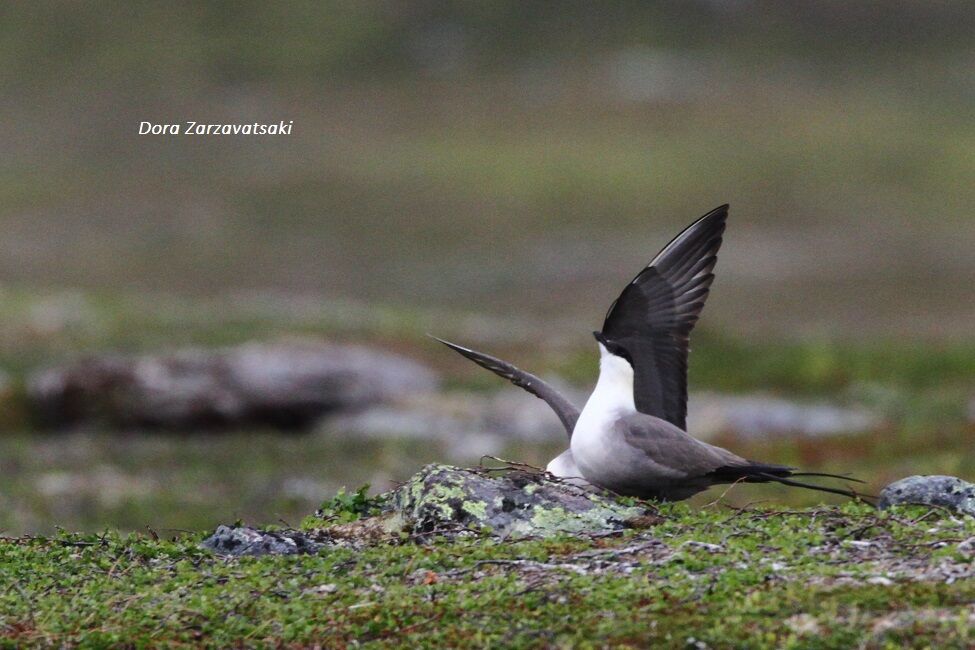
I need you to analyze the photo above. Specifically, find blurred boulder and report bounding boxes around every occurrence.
[27,341,439,429]
[687,392,879,440]
[879,475,975,516]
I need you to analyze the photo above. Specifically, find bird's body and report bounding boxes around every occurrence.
[435,205,863,501]
[570,342,784,500]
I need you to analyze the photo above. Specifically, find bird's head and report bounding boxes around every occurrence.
[593,331,634,368]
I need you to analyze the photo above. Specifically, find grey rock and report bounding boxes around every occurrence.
[956,537,975,557]
[687,392,879,440]
[27,341,439,429]
[201,525,322,557]
[392,463,652,538]
[878,475,975,516]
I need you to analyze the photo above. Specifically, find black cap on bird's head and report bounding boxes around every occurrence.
[593,331,634,367]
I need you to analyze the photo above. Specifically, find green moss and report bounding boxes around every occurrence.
[3,502,974,647]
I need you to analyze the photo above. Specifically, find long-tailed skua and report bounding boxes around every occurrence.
[435,205,863,501]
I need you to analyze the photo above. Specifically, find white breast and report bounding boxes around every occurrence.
[546,450,581,477]
[570,344,637,481]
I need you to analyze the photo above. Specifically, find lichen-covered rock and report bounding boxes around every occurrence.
[203,466,656,554]
[202,525,322,556]
[879,475,975,516]
[27,341,439,429]
[393,464,652,538]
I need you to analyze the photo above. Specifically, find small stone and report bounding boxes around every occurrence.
[785,613,822,636]
[955,537,975,557]
[878,475,975,516]
[625,514,665,529]
[201,525,322,557]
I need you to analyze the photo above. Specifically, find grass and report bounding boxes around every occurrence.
[2,501,974,647]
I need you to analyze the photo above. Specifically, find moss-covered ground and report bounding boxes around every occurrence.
[3,501,974,648]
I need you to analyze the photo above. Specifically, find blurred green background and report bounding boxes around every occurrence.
[0,1,973,534]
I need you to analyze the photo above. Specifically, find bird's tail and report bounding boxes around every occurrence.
[790,471,864,483]
[755,473,875,501]
[709,463,873,500]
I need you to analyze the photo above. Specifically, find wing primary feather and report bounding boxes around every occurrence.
[600,205,729,429]
[430,335,580,437]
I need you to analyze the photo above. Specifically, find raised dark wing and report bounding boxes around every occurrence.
[432,336,580,436]
[601,205,728,429]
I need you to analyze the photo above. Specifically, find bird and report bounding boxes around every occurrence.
[435,205,863,501]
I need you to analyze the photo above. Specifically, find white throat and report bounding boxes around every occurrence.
[570,343,637,472]
[582,343,636,417]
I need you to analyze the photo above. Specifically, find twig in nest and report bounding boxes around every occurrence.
[570,540,664,561]
[702,477,749,509]
[471,559,589,575]
[478,455,545,472]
